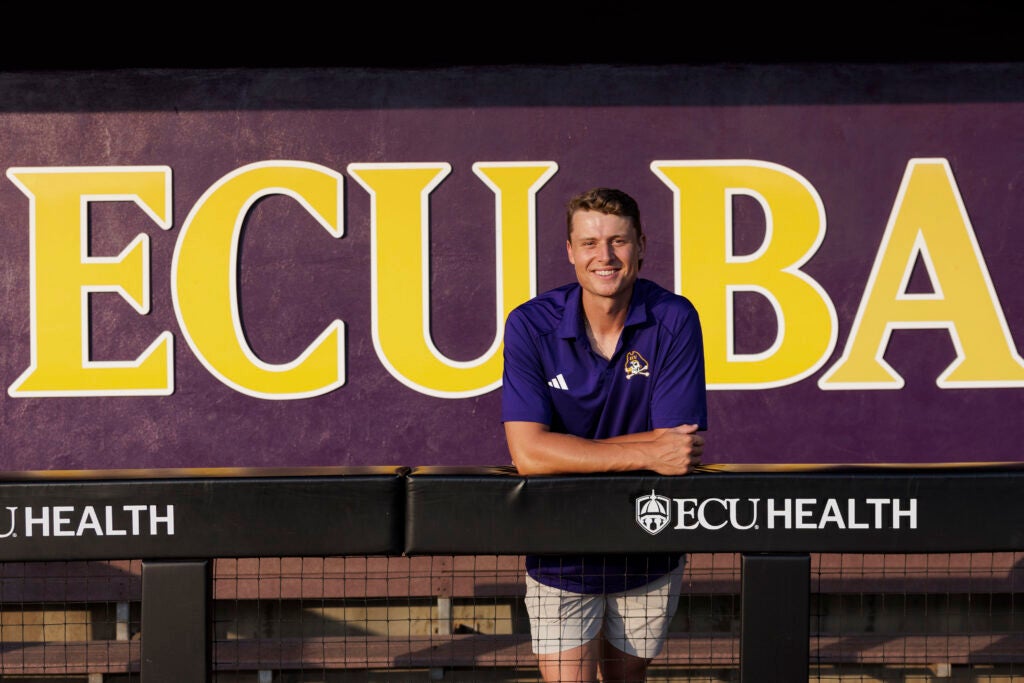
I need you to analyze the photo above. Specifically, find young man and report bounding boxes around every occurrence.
[501,187,707,682]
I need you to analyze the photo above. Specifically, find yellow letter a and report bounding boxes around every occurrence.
[819,158,1024,389]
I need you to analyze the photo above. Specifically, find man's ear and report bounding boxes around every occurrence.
[566,239,575,265]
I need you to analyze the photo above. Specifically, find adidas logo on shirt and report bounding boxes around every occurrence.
[547,373,568,390]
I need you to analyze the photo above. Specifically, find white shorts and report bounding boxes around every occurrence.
[524,560,685,658]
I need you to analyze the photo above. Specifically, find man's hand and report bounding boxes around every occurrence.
[647,424,703,475]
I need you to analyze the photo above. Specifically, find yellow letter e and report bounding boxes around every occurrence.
[6,166,174,397]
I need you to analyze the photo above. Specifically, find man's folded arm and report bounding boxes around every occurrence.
[505,421,703,476]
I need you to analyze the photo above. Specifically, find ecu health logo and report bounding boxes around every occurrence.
[636,490,671,535]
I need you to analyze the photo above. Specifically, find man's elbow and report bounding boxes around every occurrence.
[504,422,552,475]
[508,446,543,475]
[508,440,565,476]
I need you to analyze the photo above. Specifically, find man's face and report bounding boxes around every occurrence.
[566,210,645,306]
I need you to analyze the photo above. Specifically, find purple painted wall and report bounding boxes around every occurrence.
[1,65,1022,470]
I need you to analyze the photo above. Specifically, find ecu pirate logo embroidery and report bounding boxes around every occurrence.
[624,350,650,379]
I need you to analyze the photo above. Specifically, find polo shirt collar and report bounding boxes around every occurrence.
[556,280,652,340]
[556,287,584,339]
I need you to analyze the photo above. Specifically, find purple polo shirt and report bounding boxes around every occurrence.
[502,278,707,594]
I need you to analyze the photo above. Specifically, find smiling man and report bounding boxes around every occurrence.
[501,187,708,682]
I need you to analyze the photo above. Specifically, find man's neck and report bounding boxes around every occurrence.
[581,289,633,360]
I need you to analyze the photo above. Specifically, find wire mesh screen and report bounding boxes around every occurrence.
[212,555,532,681]
[210,553,731,682]
[210,553,1023,682]
[810,552,1024,682]
[0,559,141,682]
[0,553,1020,681]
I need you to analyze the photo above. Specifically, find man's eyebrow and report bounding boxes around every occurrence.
[575,233,632,240]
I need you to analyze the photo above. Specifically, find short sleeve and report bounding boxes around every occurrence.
[501,308,553,426]
[649,303,708,430]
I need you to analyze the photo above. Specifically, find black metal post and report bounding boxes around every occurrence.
[141,560,211,683]
[740,553,810,683]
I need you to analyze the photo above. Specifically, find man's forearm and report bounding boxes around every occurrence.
[505,422,701,476]
[507,428,651,475]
